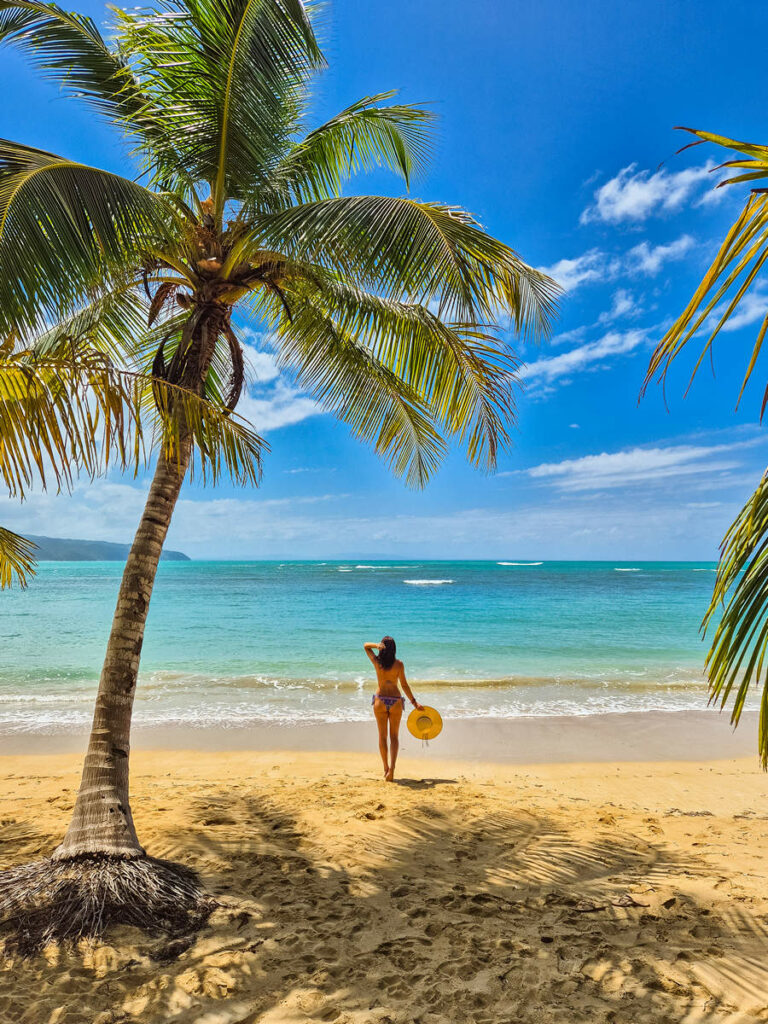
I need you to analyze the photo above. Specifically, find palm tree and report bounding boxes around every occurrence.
[0,527,35,587]
[644,127,768,768]
[0,347,136,588]
[0,330,255,590]
[0,0,557,948]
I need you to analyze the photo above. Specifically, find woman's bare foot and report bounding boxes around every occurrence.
[385,768,395,782]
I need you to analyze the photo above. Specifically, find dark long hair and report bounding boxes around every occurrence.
[376,636,396,670]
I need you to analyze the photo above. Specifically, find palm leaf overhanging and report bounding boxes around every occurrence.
[704,472,768,767]
[0,2,558,426]
[0,0,558,585]
[0,0,559,927]
[0,526,36,587]
[0,323,265,586]
[643,127,768,765]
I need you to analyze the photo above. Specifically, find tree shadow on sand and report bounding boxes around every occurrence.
[2,778,768,1024]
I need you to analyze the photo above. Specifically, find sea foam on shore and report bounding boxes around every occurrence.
[1,559,740,736]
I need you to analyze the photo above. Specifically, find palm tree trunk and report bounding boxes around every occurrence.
[53,440,192,860]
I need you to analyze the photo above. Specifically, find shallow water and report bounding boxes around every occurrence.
[0,560,741,733]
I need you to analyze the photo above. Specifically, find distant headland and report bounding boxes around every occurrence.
[27,535,190,562]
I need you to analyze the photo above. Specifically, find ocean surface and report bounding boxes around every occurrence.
[0,560,744,735]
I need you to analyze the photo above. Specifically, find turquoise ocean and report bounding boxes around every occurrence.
[0,560,743,736]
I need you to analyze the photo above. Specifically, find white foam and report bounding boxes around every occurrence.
[403,579,454,586]
[498,561,543,566]
[615,568,641,572]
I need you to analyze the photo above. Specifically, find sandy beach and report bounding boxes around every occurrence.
[2,714,768,1023]
[3,0,768,1017]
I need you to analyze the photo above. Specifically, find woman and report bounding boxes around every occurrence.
[364,636,423,781]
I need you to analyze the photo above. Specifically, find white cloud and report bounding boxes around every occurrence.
[238,325,276,349]
[236,380,322,433]
[626,234,695,275]
[715,287,768,333]
[1,466,754,560]
[523,439,759,491]
[597,288,638,325]
[242,343,281,384]
[538,235,695,298]
[538,250,615,292]
[581,162,716,224]
[521,328,649,383]
[228,329,322,432]
[549,326,588,347]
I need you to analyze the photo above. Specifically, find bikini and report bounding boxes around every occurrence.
[372,693,406,708]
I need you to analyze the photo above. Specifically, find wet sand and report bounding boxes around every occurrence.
[0,707,758,762]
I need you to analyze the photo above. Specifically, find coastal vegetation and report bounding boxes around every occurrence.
[23,534,190,561]
[0,345,142,588]
[0,337,237,588]
[644,128,768,767]
[0,0,557,949]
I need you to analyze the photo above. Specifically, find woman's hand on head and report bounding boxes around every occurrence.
[363,642,380,663]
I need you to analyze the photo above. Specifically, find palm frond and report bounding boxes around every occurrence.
[141,364,266,487]
[13,301,266,488]
[643,128,768,410]
[640,128,768,767]
[114,0,323,206]
[0,139,180,334]
[0,1,202,195]
[0,526,36,588]
[0,0,122,101]
[279,273,519,470]
[244,195,559,332]
[275,301,447,487]
[0,348,142,499]
[30,283,152,364]
[704,473,768,767]
[210,0,324,214]
[0,5,139,128]
[265,92,435,203]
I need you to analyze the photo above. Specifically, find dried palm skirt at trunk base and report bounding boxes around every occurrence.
[0,855,216,956]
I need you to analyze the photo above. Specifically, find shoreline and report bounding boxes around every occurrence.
[0,708,758,763]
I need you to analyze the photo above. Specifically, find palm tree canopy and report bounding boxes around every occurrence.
[0,526,36,587]
[704,471,768,767]
[0,0,559,579]
[644,128,768,411]
[0,325,265,586]
[644,127,768,766]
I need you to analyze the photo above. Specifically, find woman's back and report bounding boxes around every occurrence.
[374,658,403,695]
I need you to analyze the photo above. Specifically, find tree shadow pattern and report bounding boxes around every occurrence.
[1,772,768,1024]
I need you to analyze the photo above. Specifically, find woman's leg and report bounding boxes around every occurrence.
[386,702,403,781]
[373,699,390,776]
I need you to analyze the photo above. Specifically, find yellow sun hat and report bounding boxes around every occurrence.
[407,705,443,741]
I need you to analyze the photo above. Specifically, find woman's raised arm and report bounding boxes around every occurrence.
[363,642,380,664]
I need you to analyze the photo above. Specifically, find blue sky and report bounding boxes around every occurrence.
[2,0,768,559]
